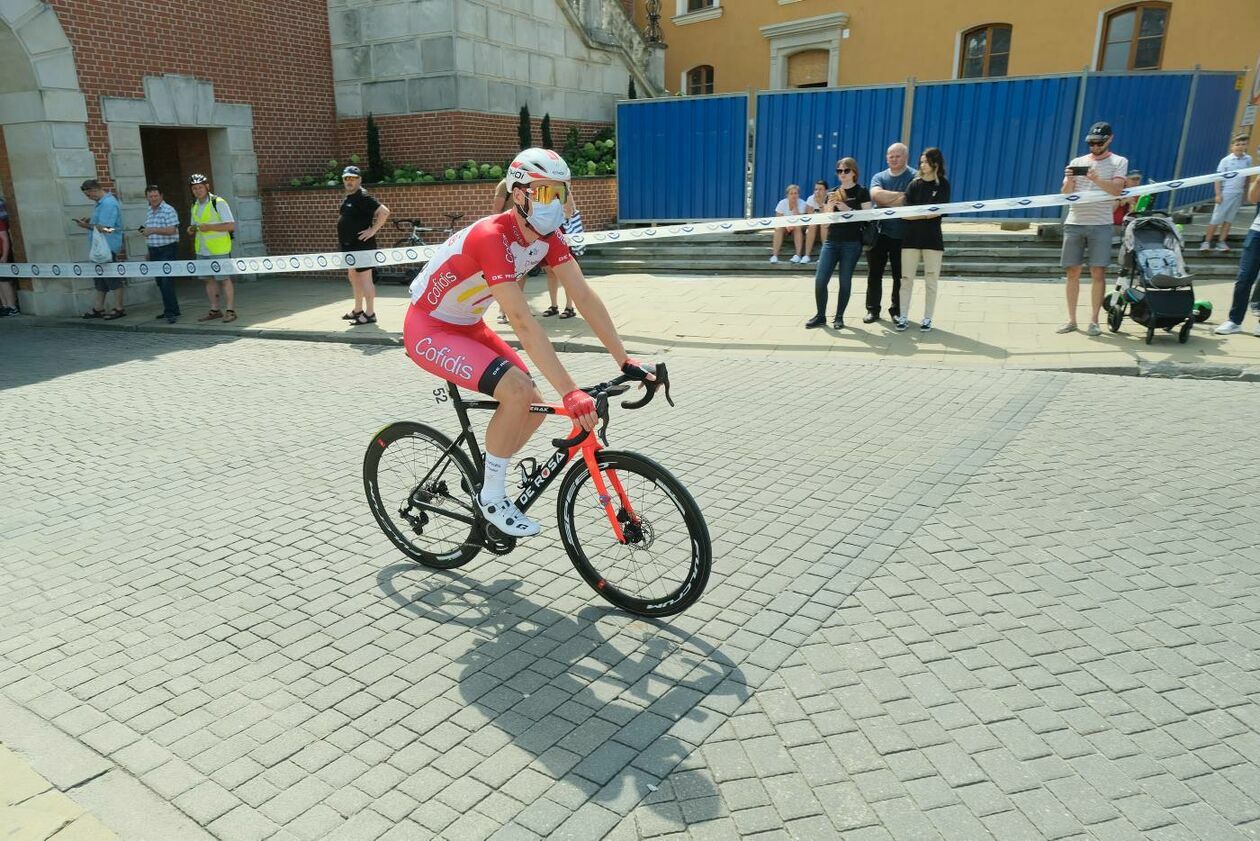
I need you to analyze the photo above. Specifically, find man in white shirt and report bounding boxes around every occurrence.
[1057,121,1127,336]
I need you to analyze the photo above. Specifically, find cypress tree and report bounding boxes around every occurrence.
[541,113,553,150]
[366,113,384,182]
[518,105,532,150]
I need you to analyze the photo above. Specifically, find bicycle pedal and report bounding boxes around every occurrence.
[515,457,537,487]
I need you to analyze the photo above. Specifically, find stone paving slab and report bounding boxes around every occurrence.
[1,328,1259,840]
[13,264,1260,374]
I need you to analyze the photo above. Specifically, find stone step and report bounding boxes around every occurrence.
[581,257,1238,278]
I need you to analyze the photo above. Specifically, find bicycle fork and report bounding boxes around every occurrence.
[577,441,637,544]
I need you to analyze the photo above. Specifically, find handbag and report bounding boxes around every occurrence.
[861,220,878,249]
[89,228,113,263]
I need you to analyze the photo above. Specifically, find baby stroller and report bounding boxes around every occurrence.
[1105,213,1195,344]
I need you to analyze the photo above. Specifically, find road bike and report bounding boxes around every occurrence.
[363,364,712,617]
[375,211,465,285]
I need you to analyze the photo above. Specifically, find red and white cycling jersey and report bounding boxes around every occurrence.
[408,210,573,325]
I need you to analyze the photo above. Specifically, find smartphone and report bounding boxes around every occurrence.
[1069,165,1090,176]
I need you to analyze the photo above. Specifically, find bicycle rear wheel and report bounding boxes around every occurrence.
[363,422,480,568]
[556,450,710,617]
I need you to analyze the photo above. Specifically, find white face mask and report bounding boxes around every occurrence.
[527,198,566,235]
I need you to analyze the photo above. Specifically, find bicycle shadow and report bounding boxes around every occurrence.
[376,563,749,826]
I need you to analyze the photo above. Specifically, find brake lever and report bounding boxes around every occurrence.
[550,393,609,449]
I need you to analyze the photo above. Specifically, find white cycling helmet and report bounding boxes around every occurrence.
[507,148,571,187]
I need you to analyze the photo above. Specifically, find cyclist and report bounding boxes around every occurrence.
[404,147,655,538]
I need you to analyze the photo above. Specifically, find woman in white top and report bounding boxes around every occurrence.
[771,184,807,264]
[802,180,830,265]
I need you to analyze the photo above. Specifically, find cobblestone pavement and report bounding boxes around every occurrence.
[1,327,1258,841]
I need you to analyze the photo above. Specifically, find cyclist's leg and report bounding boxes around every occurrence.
[402,309,542,535]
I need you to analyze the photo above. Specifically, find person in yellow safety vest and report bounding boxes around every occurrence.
[187,173,239,323]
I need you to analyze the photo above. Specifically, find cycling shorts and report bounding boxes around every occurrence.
[403,305,528,395]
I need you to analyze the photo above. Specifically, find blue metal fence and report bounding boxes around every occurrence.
[1079,72,1194,209]
[614,71,1242,224]
[615,94,748,222]
[910,76,1081,219]
[1173,72,1247,208]
[752,86,904,218]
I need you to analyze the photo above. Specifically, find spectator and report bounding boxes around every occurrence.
[0,196,16,317]
[337,165,390,326]
[803,180,830,264]
[1058,121,1127,336]
[805,157,870,330]
[770,184,806,264]
[141,185,181,323]
[865,143,914,323]
[186,173,238,323]
[75,179,126,320]
[544,192,582,319]
[1113,171,1143,226]
[1200,134,1253,252]
[897,148,951,332]
[1213,175,1260,335]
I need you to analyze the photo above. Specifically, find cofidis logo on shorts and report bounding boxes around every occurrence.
[412,337,474,381]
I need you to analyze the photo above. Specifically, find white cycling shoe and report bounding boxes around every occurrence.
[478,496,541,537]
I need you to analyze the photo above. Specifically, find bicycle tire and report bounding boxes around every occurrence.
[363,422,481,569]
[556,450,711,617]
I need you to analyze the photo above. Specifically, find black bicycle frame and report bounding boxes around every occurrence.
[429,381,579,518]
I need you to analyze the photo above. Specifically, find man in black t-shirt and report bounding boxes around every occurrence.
[338,165,390,325]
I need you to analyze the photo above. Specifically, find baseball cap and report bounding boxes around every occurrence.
[342,166,361,179]
[1085,122,1113,143]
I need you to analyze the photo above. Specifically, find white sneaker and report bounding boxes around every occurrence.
[894,316,909,332]
[1199,240,1212,252]
[1252,323,1260,336]
[789,255,802,264]
[1055,323,1078,334]
[1215,321,1241,335]
[477,496,541,537]
[769,255,779,264]
[799,255,811,265]
[1086,322,1101,336]
[920,318,932,331]
[1216,242,1231,252]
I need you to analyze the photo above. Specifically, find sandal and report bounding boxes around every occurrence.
[559,307,576,319]
[197,309,223,322]
[101,308,126,320]
[342,309,363,321]
[222,310,237,323]
[352,312,377,325]
[82,308,105,319]
[541,305,560,317]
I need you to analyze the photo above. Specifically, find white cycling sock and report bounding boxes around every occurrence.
[480,453,510,505]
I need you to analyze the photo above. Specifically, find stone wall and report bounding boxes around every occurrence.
[261,176,617,258]
[334,113,612,174]
[329,0,631,125]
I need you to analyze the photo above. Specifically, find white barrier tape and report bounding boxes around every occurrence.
[6,166,1256,280]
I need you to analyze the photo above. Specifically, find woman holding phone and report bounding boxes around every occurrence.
[898,148,950,332]
[806,158,870,329]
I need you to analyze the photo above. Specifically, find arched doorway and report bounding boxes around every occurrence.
[0,2,94,315]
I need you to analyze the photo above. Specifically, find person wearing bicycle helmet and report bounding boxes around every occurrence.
[404,147,656,539]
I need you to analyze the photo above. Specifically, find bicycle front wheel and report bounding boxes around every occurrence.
[363,422,480,569]
[556,450,711,617]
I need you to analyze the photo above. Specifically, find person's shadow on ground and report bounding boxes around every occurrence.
[377,565,749,830]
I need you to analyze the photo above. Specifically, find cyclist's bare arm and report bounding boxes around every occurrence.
[549,260,631,367]
[488,281,596,430]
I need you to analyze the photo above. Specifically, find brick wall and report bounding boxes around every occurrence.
[48,0,338,188]
[261,177,618,258]
[335,114,613,173]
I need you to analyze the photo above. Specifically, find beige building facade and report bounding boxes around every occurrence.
[637,1,1260,129]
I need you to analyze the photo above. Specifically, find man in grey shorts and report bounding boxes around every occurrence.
[1058,121,1128,336]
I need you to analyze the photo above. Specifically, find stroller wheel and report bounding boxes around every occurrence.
[1104,293,1115,311]
[1178,320,1192,344]
[1145,324,1155,345]
[1107,305,1124,333]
